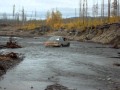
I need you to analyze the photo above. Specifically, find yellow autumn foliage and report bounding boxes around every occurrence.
[46,9,62,30]
[20,10,120,32]
[20,22,41,30]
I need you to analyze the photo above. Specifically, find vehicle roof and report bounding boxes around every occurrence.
[50,36,63,38]
[48,36,64,41]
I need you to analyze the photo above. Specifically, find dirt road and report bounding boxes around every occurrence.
[0,36,120,90]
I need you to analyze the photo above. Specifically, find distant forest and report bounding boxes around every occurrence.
[0,0,120,31]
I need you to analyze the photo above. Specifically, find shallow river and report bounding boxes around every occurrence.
[0,36,120,90]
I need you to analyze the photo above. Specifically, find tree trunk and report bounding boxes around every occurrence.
[108,0,111,22]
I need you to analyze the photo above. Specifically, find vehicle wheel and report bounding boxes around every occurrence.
[60,44,63,47]
[67,43,70,47]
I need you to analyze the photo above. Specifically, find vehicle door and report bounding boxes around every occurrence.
[61,37,68,45]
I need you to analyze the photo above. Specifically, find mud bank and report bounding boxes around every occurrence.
[0,52,24,77]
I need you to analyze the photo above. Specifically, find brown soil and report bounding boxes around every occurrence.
[0,52,24,76]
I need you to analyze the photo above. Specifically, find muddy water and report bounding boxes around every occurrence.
[0,36,120,90]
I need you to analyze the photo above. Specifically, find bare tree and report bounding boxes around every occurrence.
[24,14,27,22]
[79,0,82,18]
[35,10,37,20]
[86,0,88,18]
[101,0,104,23]
[14,12,20,25]
[2,13,7,20]
[118,0,120,16]
[30,11,33,21]
[16,13,20,22]
[101,0,104,18]
[92,3,98,17]
[22,7,25,25]
[108,0,111,21]
[13,4,15,20]
[111,0,118,16]
[82,0,88,24]
[82,0,85,24]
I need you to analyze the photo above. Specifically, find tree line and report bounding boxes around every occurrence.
[0,0,120,31]
[45,0,120,31]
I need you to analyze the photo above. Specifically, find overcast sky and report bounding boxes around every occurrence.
[0,0,111,19]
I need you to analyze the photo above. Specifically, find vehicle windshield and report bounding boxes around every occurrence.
[48,36,60,41]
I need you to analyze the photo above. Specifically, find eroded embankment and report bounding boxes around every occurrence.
[49,23,120,47]
[0,23,120,47]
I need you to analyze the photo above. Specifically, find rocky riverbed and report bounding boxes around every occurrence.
[0,36,119,90]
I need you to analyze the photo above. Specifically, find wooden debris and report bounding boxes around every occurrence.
[5,36,21,48]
